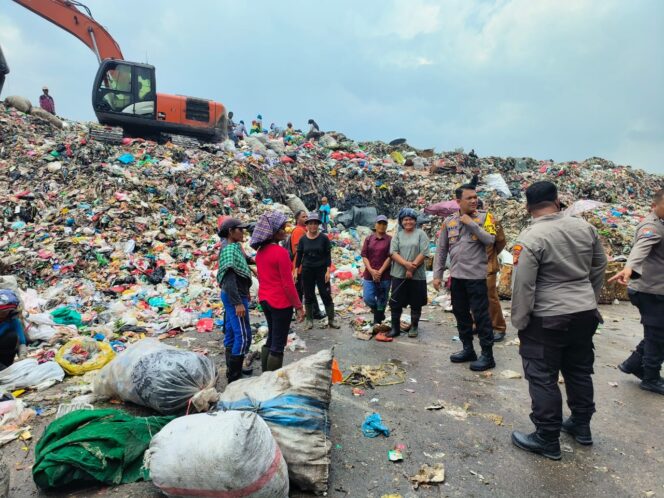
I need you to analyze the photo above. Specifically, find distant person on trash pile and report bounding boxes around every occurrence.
[0,289,27,370]
[285,122,295,136]
[610,188,664,396]
[250,211,304,372]
[227,111,237,144]
[433,184,497,371]
[361,215,392,336]
[217,218,254,384]
[477,198,508,343]
[39,86,55,115]
[289,210,325,321]
[295,212,339,330]
[386,208,430,340]
[318,196,331,232]
[255,114,263,132]
[306,118,323,141]
[234,120,248,141]
[269,123,284,138]
[510,181,607,460]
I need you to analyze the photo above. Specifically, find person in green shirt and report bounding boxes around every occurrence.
[386,208,430,339]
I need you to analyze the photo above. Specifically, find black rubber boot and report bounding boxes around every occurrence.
[313,303,326,320]
[327,305,341,329]
[226,355,244,384]
[409,310,421,338]
[511,431,562,460]
[370,307,378,325]
[260,346,269,372]
[561,416,593,445]
[224,348,231,369]
[450,342,477,363]
[376,309,386,323]
[304,305,314,330]
[386,308,402,338]
[640,369,664,395]
[266,353,284,372]
[618,350,644,379]
[470,347,496,371]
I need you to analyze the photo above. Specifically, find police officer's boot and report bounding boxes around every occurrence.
[561,416,593,445]
[640,369,664,395]
[386,308,402,338]
[326,305,341,329]
[313,303,326,320]
[450,341,477,363]
[304,306,314,330]
[469,346,496,371]
[260,346,269,372]
[226,355,244,384]
[266,352,284,372]
[618,350,644,379]
[511,431,562,461]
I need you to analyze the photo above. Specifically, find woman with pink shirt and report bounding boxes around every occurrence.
[250,211,304,371]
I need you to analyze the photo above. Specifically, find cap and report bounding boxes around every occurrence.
[257,114,262,119]
[42,86,48,90]
[525,181,559,206]
[305,212,321,223]
[375,215,388,223]
[0,289,19,311]
[219,218,249,237]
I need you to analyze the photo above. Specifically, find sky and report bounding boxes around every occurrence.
[1,0,663,174]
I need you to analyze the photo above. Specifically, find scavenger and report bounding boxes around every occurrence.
[0,289,27,370]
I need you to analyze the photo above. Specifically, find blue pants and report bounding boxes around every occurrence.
[221,292,252,356]
[363,279,391,311]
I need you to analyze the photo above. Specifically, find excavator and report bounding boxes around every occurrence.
[9,0,227,142]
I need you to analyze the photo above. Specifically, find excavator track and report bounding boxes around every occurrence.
[88,125,125,144]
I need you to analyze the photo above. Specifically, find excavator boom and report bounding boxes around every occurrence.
[12,0,123,62]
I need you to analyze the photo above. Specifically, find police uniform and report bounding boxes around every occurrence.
[434,210,497,368]
[619,212,664,391]
[511,212,607,443]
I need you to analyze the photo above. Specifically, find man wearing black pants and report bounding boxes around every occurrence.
[510,182,607,460]
[433,184,497,371]
[610,189,664,395]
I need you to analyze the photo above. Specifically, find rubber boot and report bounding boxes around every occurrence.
[327,305,341,329]
[224,348,231,369]
[386,308,402,338]
[450,341,477,363]
[376,308,386,323]
[226,355,244,384]
[618,350,644,379]
[561,416,593,445]
[370,307,378,325]
[640,369,664,395]
[511,431,562,461]
[260,345,269,372]
[266,353,284,372]
[304,305,314,330]
[313,302,326,320]
[409,310,421,338]
[470,347,496,371]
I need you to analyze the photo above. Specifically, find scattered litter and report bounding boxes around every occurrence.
[341,362,406,388]
[500,369,523,379]
[409,463,445,489]
[362,413,390,438]
[425,401,445,411]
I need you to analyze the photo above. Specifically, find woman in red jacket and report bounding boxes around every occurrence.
[250,211,304,371]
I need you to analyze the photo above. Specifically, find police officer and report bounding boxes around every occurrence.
[433,184,497,371]
[510,181,607,460]
[609,188,664,395]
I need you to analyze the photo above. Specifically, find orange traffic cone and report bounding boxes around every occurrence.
[331,358,343,384]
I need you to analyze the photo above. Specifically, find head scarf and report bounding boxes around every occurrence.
[398,208,419,228]
[217,242,252,286]
[0,289,19,312]
[250,211,288,250]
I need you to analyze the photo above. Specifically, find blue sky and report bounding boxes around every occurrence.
[2,0,663,174]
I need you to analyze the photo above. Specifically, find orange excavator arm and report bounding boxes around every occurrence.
[12,0,123,63]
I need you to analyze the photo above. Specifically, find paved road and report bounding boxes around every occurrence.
[5,301,663,497]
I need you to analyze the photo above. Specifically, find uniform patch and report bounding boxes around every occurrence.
[448,220,458,228]
[640,228,655,238]
[512,244,523,266]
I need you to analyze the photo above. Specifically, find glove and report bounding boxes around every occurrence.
[17,344,28,359]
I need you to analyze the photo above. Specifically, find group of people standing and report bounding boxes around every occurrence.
[227,112,322,145]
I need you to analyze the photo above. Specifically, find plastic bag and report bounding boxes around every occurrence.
[148,411,289,498]
[0,359,65,390]
[55,339,115,376]
[218,349,333,493]
[484,173,512,198]
[362,413,390,437]
[50,307,82,327]
[93,338,216,414]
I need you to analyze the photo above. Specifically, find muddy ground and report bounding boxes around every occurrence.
[4,301,663,498]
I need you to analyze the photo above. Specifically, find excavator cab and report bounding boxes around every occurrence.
[93,60,156,120]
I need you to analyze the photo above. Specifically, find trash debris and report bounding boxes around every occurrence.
[341,362,406,388]
[148,411,289,498]
[425,400,445,411]
[409,463,445,489]
[500,369,523,379]
[32,409,173,489]
[362,413,390,438]
[0,359,65,391]
[55,338,115,376]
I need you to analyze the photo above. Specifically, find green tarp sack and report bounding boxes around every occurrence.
[50,306,82,327]
[33,409,174,490]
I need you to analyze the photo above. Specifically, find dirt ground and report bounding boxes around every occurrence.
[4,300,664,498]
